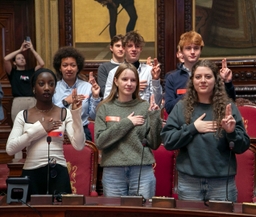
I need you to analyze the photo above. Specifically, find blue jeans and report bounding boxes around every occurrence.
[178,172,237,202]
[102,165,156,199]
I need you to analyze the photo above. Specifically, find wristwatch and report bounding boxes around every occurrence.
[62,99,70,107]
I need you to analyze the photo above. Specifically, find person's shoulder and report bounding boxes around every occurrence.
[110,65,119,71]
[99,62,119,72]
[141,99,150,108]
[166,67,187,82]
[77,78,91,86]
[98,61,112,69]
[175,100,184,108]
[55,80,64,89]
[140,63,152,70]
[98,100,113,110]
[108,66,118,75]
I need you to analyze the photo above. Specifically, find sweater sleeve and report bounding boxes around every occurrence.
[151,79,163,107]
[103,67,116,99]
[97,64,108,97]
[65,107,85,151]
[225,103,250,154]
[224,81,236,101]
[6,111,47,156]
[161,102,198,150]
[146,110,162,150]
[95,104,135,150]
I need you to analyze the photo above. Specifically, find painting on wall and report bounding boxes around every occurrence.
[74,0,156,61]
[194,0,256,59]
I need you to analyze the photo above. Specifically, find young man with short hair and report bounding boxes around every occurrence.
[97,34,125,97]
[104,31,162,106]
[164,31,236,114]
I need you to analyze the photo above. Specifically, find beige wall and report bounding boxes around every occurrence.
[74,0,156,43]
[34,0,59,69]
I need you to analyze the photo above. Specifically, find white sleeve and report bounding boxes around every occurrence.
[6,111,47,156]
[103,67,116,99]
[151,79,163,106]
[65,107,86,151]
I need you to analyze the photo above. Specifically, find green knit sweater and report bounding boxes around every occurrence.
[95,98,162,167]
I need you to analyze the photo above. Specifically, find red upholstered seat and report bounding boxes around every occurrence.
[237,105,256,138]
[63,141,98,196]
[236,149,255,202]
[153,145,176,197]
[236,100,256,202]
[0,164,9,192]
[88,121,95,143]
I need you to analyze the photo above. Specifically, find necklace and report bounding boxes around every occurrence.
[34,104,54,121]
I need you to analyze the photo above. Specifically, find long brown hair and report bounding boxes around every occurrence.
[183,59,230,137]
[98,62,142,108]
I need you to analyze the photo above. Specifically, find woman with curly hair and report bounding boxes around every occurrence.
[52,46,101,141]
[161,59,249,202]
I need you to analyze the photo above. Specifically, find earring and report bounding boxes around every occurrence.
[33,89,35,94]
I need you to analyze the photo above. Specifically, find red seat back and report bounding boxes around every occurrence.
[237,105,256,138]
[152,145,176,197]
[236,103,256,202]
[235,149,255,202]
[88,121,95,143]
[63,141,98,196]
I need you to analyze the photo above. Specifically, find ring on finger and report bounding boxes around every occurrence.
[53,122,55,125]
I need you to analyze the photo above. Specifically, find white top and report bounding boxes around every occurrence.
[6,107,85,169]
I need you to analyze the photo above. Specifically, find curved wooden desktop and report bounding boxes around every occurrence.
[1,197,256,217]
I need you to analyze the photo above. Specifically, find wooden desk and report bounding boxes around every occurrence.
[1,196,256,217]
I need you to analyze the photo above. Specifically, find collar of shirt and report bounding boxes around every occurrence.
[182,64,191,77]
[110,59,123,64]
[61,78,78,89]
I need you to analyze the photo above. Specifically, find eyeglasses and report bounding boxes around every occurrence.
[49,157,57,178]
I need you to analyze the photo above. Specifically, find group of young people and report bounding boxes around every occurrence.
[4,30,250,203]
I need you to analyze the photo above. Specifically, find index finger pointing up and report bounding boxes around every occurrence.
[153,58,158,66]
[225,103,232,117]
[222,58,227,69]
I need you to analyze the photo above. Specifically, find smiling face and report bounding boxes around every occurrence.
[34,72,56,102]
[181,44,201,65]
[193,66,215,103]
[114,68,137,102]
[124,41,142,63]
[60,57,78,85]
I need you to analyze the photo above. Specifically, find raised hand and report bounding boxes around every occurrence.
[20,41,30,52]
[194,113,217,133]
[89,72,100,98]
[127,112,145,126]
[148,94,159,111]
[220,58,232,83]
[139,80,148,91]
[221,103,236,133]
[71,88,83,110]
[147,57,161,80]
